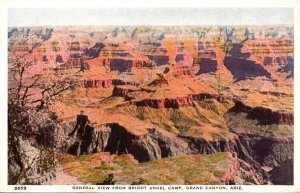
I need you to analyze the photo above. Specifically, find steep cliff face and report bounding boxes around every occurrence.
[224,57,272,81]
[135,96,194,109]
[179,133,292,174]
[147,55,169,66]
[67,125,110,156]
[83,79,113,88]
[236,134,293,169]
[109,58,155,72]
[110,59,133,72]
[263,56,290,66]
[104,123,196,162]
[169,65,193,77]
[112,79,139,87]
[229,101,293,125]
[278,57,293,78]
[82,79,139,89]
[179,136,237,155]
[248,107,293,125]
[172,133,292,185]
[237,158,263,185]
[83,42,105,59]
[104,123,161,162]
[270,157,293,185]
[222,101,293,184]
[67,123,188,162]
[195,58,218,75]
[112,86,138,98]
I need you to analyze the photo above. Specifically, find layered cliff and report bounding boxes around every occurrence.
[229,101,293,125]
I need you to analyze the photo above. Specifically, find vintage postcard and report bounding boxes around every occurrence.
[0,0,299,192]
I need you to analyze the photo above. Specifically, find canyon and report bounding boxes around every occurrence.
[8,25,294,185]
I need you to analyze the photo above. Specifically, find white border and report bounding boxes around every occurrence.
[1,0,299,192]
[7,8,293,26]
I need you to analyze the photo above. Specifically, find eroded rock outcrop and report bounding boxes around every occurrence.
[229,101,293,125]
[67,123,188,162]
[104,123,194,162]
[195,58,218,75]
[82,79,139,89]
[67,125,110,156]
[248,107,293,125]
[109,58,155,72]
[112,86,138,98]
[135,96,194,109]
[147,55,169,66]
[105,123,161,162]
[236,134,293,169]
[114,91,226,109]
[83,79,113,88]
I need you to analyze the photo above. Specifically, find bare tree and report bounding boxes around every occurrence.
[8,53,79,184]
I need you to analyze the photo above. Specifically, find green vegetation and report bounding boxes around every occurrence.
[59,152,234,185]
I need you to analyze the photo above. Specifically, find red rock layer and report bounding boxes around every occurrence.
[169,65,193,77]
[135,96,195,109]
[112,86,138,98]
[82,79,139,88]
[99,58,155,72]
[83,79,113,88]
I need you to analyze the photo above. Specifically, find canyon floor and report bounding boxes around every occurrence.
[8,26,294,185]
